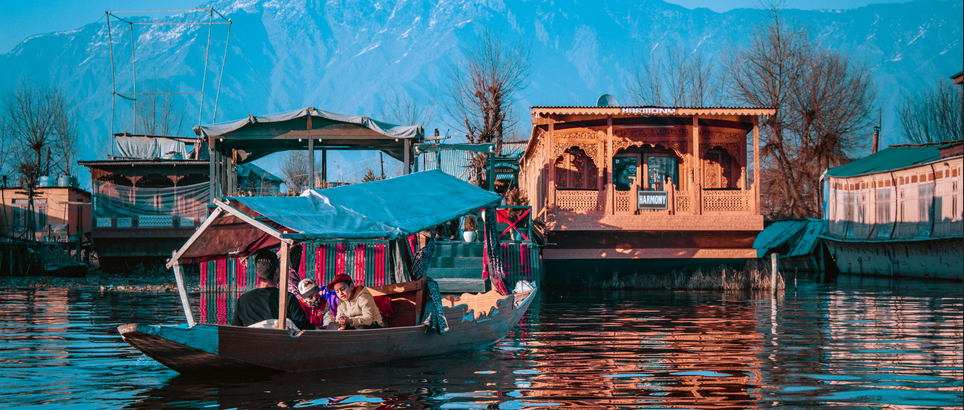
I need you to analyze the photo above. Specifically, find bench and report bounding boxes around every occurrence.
[367,277,427,328]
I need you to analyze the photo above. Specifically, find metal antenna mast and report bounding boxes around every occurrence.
[104,8,231,156]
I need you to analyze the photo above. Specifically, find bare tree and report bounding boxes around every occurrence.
[896,80,963,144]
[1,79,79,187]
[442,29,531,186]
[119,79,187,137]
[627,44,724,106]
[726,7,877,218]
[378,85,435,127]
[280,150,316,194]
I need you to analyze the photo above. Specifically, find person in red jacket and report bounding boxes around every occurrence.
[297,278,333,329]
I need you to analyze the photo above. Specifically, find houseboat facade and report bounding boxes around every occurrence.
[518,103,773,281]
[78,158,211,272]
[822,141,963,280]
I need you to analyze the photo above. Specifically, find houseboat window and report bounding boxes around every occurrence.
[554,147,598,190]
[876,189,892,224]
[645,156,679,191]
[918,184,934,225]
[612,156,638,191]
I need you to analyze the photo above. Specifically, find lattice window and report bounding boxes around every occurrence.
[555,147,598,190]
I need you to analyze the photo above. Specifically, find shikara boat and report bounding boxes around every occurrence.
[118,170,537,374]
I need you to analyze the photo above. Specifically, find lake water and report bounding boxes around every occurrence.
[1,274,961,409]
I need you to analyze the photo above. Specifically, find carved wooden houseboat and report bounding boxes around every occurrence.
[518,101,774,281]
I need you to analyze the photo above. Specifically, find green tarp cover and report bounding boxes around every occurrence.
[825,143,957,178]
[754,218,825,258]
[233,170,500,240]
[193,107,423,139]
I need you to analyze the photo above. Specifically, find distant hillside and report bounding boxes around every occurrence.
[0,0,960,184]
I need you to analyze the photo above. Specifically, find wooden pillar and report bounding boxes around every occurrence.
[605,116,614,216]
[692,116,701,215]
[222,151,230,197]
[753,117,761,214]
[277,240,290,330]
[403,139,411,175]
[321,149,327,185]
[228,150,237,195]
[172,254,196,327]
[308,138,315,189]
[547,119,555,210]
[208,138,216,203]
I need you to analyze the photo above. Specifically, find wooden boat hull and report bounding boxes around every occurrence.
[119,287,536,374]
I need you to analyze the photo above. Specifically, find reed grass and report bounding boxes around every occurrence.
[583,260,785,291]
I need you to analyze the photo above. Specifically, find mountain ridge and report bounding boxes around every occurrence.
[0,0,960,184]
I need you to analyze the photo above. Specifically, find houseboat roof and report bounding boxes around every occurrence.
[194,107,423,139]
[170,170,500,265]
[531,106,776,117]
[825,140,963,178]
[191,107,424,163]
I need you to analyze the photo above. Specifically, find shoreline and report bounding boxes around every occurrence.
[0,273,201,292]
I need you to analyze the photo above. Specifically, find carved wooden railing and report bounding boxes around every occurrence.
[701,190,753,213]
[613,190,634,214]
[674,192,691,214]
[555,189,601,212]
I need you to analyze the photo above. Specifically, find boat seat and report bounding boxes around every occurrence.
[367,278,427,328]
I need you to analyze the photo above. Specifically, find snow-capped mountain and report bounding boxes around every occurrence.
[1,0,961,183]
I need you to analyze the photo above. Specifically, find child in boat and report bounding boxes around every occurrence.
[327,274,384,330]
[297,279,335,329]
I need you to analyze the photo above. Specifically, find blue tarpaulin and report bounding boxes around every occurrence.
[175,170,501,263]
[235,170,501,240]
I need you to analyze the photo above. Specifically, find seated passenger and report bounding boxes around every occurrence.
[326,273,384,330]
[297,278,334,329]
[231,250,315,330]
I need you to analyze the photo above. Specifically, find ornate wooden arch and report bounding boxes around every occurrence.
[613,128,689,159]
[554,146,600,190]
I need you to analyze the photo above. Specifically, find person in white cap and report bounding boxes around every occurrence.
[297,278,333,329]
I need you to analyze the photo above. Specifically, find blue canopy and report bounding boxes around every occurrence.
[238,170,500,240]
[173,171,500,263]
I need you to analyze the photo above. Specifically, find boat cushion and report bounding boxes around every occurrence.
[373,295,395,318]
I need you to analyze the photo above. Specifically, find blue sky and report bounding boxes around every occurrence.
[0,0,917,55]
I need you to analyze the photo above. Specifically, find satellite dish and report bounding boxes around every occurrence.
[596,94,619,107]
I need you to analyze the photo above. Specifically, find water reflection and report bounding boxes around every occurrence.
[0,275,960,409]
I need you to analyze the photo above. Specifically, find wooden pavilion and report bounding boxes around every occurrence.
[193,107,423,198]
[518,104,774,277]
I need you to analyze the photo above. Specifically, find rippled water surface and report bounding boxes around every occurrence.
[1,275,961,409]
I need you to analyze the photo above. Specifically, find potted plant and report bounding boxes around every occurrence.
[462,214,477,243]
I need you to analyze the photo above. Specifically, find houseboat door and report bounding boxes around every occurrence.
[613,154,640,215]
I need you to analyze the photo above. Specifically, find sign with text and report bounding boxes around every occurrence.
[638,191,668,210]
